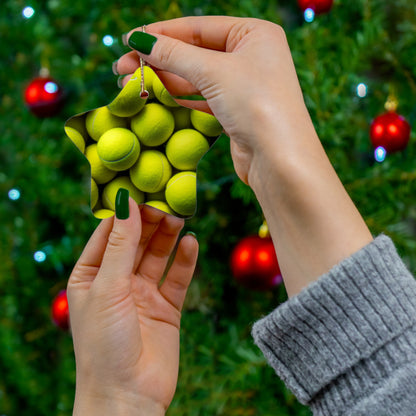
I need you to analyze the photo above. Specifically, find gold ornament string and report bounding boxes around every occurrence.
[139,26,149,99]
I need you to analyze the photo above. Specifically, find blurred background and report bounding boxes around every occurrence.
[1,0,416,414]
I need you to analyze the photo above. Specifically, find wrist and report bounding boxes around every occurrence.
[246,112,372,296]
[73,389,165,416]
[247,104,321,194]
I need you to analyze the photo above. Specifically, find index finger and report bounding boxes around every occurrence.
[134,15,244,52]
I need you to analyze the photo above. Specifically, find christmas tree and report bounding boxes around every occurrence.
[1,0,415,415]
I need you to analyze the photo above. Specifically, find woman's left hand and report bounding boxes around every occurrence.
[68,199,198,415]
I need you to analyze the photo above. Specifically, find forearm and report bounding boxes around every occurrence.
[247,106,373,296]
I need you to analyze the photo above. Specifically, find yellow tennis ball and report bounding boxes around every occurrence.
[86,106,127,141]
[102,176,144,211]
[172,107,191,131]
[153,76,179,107]
[93,208,115,219]
[85,144,117,184]
[130,150,172,193]
[145,200,175,215]
[130,103,175,147]
[107,68,148,117]
[166,129,209,170]
[91,178,99,209]
[165,171,196,217]
[190,109,223,137]
[64,115,87,153]
[97,127,140,171]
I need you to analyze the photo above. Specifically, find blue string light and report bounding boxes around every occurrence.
[8,189,21,200]
[22,6,35,19]
[304,8,315,22]
[44,81,58,93]
[34,251,47,263]
[102,35,114,46]
[374,146,387,163]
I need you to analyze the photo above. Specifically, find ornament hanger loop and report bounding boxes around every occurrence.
[139,25,149,99]
[384,94,398,112]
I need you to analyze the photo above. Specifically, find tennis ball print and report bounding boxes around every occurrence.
[107,66,157,116]
[64,68,223,219]
[131,103,175,147]
[166,129,209,170]
[153,76,180,107]
[130,150,172,193]
[171,107,191,131]
[90,178,99,209]
[86,106,127,141]
[97,128,140,171]
[190,109,223,137]
[145,200,175,216]
[64,116,88,153]
[165,171,197,217]
[85,144,117,185]
[102,176,144,211]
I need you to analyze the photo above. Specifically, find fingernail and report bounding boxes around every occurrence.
[186,231,197,238]
[112,60,119,75]
[116,188,129,220]
[117,75,124,89]
[174,95,207,102]
[128,31,157,55]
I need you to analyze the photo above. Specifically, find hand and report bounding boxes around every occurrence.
[116,16,311,185]
[67,200,198,415]
[116,16,372,296]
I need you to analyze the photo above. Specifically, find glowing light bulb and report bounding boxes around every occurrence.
[304,8,315,22]
[356,83,367,98]
[103,35,114,46]
[34,250,47,262]
[44,81,58,93]
[8,189,21,200]
[374,146,387,163]
[22,6,35,19]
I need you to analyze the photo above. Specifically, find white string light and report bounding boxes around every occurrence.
[356,83,368,98]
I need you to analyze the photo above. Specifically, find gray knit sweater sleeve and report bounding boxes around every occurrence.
[251,235,416,416]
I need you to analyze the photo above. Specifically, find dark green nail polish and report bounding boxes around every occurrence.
[174,95,207,102]
[128,31,157,55]
[116,188,129,220]
[186,231,197,238]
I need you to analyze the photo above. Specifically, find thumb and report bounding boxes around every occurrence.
[126,30,218,93]
[96,191,142,286]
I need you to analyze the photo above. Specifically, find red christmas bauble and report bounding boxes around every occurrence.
[298,0,334,14]
[230,235,282,290]
[51,290,69,330]
[370,111,411,153]
[24,76,64,117]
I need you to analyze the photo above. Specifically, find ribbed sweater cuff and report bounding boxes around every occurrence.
[251,235,416,412]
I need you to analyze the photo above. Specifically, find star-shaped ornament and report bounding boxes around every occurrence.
[65,66,222,219]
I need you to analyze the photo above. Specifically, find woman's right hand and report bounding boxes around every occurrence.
[116,16,373,297]
[115,16,315,185]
